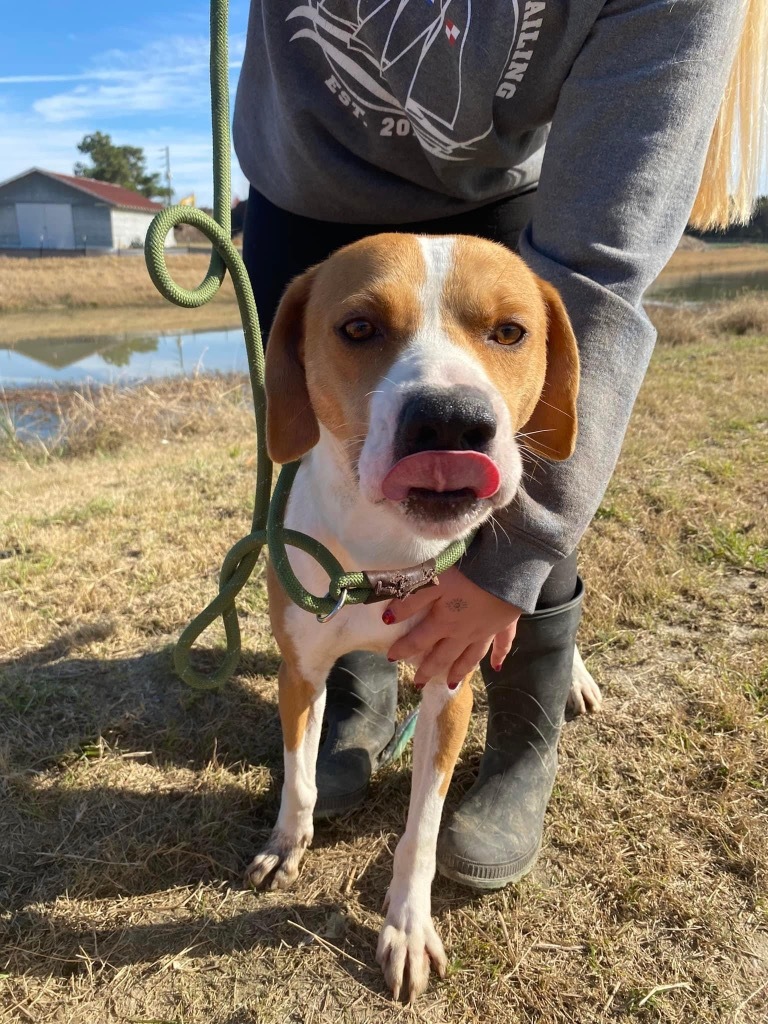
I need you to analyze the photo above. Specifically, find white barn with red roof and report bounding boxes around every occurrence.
[0,168,176,252]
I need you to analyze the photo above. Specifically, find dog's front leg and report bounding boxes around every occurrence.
[245,658,327,890]
[377,677,473,1002]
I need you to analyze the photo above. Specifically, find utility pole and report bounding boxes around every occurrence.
[162,146,173,206]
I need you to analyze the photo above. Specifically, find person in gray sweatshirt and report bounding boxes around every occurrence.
[233,0,760,889]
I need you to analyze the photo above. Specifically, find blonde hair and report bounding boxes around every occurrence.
[689,0,768,230]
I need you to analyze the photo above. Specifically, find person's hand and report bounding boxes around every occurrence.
[382,567,522,687]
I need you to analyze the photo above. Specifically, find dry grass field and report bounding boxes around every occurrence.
[0,253,239,314]
[663,243,768,278]
[0,252,243,347]
[0,304,245,349]
[0,241,764,317]
[1,297,767,1022]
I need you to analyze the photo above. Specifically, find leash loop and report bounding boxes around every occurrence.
[144,0,476,689]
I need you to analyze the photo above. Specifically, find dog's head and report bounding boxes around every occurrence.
[265,234,579,542]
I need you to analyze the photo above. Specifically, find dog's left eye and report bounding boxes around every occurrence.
[341,318,376,342]
[490,323,526,346]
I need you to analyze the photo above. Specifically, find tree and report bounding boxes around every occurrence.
[74,132,171,201]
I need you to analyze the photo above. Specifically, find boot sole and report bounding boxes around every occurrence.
[436,840,542,891]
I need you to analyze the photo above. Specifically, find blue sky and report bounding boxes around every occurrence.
[0,1,251,207]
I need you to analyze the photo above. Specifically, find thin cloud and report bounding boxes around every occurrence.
[14,33,244,122]
[0,63,241,86]
[1,74,101,85]
[33,77,209,122]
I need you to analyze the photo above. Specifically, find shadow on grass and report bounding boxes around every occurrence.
[1,899,386,992]
[4,875,486,1007]
[0,631,405,890]
[1,620,488,990]
[0,625,283,774]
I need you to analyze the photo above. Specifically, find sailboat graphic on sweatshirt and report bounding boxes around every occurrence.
[286,0,523,160]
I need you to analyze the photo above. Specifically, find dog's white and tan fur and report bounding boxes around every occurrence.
[245,234,600,1001]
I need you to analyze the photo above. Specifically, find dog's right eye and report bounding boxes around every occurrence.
[490,323,526,346]
[341,318,376,342]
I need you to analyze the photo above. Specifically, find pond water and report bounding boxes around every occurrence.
[0,326,248,390]
[646,268,768,303]
[1,266,766,395]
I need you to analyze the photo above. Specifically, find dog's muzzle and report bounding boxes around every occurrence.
[384,386,501,518]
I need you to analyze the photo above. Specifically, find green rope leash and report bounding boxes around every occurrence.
[144,0,473,692]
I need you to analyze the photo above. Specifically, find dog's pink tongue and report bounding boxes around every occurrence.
[382,450,501,501]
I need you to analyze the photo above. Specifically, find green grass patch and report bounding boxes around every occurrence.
[696,524,768,571]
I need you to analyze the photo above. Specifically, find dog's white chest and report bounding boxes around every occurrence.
[274,461,431,679]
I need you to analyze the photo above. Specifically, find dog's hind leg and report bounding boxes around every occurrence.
[566,645,602,719]
[245,659,327,891]
[377,677,473,1002]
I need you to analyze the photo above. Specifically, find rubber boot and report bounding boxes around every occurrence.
[314,651,398,818]
[436,578,583,889]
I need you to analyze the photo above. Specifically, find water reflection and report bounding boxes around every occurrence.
[648,268,768,303]
[0,327,247,388]
[2,264,767,390]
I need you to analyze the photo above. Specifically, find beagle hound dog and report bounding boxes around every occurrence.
[245,234,587,1001]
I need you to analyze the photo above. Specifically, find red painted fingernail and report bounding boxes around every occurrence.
[492,662,502,672]
[414,683,425,691]
[381,609,395,625]
[387,656,397,663]
[448,680,460,690]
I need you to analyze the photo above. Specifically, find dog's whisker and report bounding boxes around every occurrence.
[532,397,574,418]
[523,460,545,483]
[517,429,559,459]
[338,439,367,455]
[517,427,558,439]
[519,456,546,476]
[487,515,501,553]
[519,444,546,462]
[515,436,549,470]
[524,456,546,476]
[488,513,512,547]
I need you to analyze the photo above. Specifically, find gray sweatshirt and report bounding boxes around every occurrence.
[234,0,742,613]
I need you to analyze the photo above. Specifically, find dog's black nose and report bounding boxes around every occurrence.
[395,386,497,458]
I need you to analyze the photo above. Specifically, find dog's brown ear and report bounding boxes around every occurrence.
[264,268,320,464]
[521,278,580,461]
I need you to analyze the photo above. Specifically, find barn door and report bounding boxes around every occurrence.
[16,203,75,249]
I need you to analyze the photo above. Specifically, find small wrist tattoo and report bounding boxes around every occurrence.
[447,598,468,613]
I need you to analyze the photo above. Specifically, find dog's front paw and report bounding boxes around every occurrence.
[376,909,447,1003]
[244,828,311,891]
[567,647,603,720]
